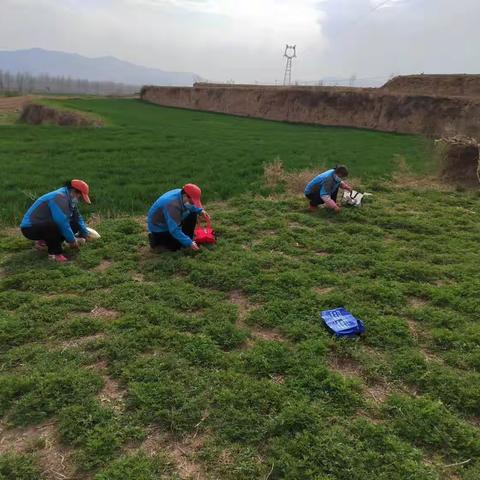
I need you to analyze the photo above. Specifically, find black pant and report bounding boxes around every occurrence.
[306,187,339,207]
[21,219,81,255]
[148,212,197,252]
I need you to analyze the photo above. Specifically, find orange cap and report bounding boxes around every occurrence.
[71,179,91,204]
[182,183,203,209]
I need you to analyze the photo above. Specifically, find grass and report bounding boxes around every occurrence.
[0,188,479,479]
[0,99,478,479]
[0,112,17,126]
[0,97,431,224]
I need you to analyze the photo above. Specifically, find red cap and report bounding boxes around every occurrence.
[182,183,203,209]
[71,179,91,204]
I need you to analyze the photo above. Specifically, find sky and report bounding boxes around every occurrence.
[1,0,479,84]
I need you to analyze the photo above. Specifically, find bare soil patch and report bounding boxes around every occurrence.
[173,272,189,281]
[94,259,113,273]
[139,429,206,480]
[87,360,126,410]
[99,376,126,409]
[138,245,158,259]
[420,349,444,364]
[328,356,363,377]
[228,290,257,326]
[251,328,286,342]
[0,422,76,480]
[288,221,305,229]
[0,95,33,113]
[89,306,118,319]
[408,297,429,309]
[132,272,146,283]
[356,410,385,425]
[60,332,106,349]
[406,319,421,341]
[269,374,285,385]
[365,383,391,404]
[228,291,286,345]
[314,286,334,295]
[43,292,80,301]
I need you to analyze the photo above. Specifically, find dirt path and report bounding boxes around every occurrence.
[0,95,35,113]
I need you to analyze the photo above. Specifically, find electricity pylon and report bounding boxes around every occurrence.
[283,45,296,86]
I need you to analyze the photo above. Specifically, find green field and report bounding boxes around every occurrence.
[0,100,479,480]
[0,98,430,224]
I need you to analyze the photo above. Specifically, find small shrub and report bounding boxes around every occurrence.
[242,341,292,377]
[0,453,43,480]
[383,394,480,460]
[94,452,175,480]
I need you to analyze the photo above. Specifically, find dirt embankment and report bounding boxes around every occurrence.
[141,84,480,139]
[19,103,102,127]
[382,74,480,98]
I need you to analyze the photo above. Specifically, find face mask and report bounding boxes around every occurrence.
[71,197,79,207]
[334,174,342,183]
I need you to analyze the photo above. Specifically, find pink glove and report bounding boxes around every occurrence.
[341,181,352,192]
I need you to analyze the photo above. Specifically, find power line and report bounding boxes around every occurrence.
[351,0,399,27]
[370,0,397,14]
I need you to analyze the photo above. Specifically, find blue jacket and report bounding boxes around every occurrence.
[147,189,203,248]
[304,169,341,197]
[20,187,88,243]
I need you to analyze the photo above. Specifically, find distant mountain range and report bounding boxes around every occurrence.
[0,48,201,86]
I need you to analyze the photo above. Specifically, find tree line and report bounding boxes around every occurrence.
[0,70,139,96]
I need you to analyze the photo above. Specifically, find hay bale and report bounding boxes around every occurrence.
[436,135,479,186]
[263,159,321,194]
[263,158,285,188]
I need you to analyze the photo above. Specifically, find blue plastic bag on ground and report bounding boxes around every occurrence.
[321,308,365,337]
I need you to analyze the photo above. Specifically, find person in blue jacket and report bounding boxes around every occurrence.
[304,165,353,213]
[147,183,209,252]
[20,179,92,263]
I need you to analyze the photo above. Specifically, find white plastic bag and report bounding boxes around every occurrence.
[86,227,101,240]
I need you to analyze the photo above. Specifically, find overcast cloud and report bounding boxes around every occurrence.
[1,0,479,83]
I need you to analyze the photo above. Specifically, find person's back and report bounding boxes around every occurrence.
[304,165,352,213]
[21,187,71,229]
[304,169,336,197]
[147,184,207,252]
[147,189,183,234]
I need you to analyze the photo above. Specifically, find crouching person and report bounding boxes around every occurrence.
[20,179,92,263]
[147,183,209,252]
[304,165,352,213]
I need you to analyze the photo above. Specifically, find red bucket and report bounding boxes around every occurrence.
[194,218,216,244]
